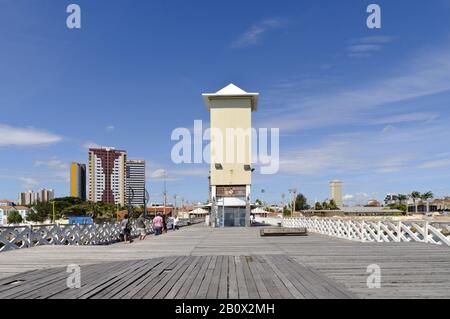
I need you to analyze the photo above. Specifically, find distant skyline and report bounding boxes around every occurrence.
[1,0,450,205]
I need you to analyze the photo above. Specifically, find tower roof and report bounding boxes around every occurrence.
[202,83,259,112]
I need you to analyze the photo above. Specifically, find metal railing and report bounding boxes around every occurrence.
[281,217,450,247]
[0,220,153,253]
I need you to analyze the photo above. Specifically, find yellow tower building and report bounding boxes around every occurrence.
[203,84,259,227]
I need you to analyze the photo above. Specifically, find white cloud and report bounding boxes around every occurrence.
[35,159,68,170]
[371,112,439,125]
[419,159,450,169]
[0,124,62,146]
[343,193,370,205]
[260,45,450,132]
[19,177,39,189]
[151,169,168,180]
[106,125,115,132]
[347,35,393,58]
[277,123,450,178]
[231,18,284,48]
[83,141,101,150]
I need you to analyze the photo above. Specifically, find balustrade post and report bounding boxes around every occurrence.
[423,221,429,243]
[347,220,351,240]
[27,225,32,248]
[397,221,402,242]
[377,221,381,242]
[360,222,365,242]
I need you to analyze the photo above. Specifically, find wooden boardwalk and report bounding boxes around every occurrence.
[1,225,450,299]
[0,255,355,299]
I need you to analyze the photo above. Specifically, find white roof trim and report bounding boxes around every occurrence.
[202,83,259,112]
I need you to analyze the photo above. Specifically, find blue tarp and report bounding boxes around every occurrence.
[68,216,93,225]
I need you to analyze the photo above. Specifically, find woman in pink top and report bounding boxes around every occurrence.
[152,214,163,236]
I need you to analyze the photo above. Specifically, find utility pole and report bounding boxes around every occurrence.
[163,170,167,217]
[51,201,56,223]
[288,188,297,218]
[173,194,177,217]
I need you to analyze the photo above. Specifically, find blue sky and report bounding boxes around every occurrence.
[1,0,450,206]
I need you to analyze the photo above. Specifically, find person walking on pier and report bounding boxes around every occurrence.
[121,214,133,243]
[153,214,163,236]
[136,213,147,240]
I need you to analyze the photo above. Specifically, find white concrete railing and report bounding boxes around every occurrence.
[282,218,450,247]
[0,220,153,253]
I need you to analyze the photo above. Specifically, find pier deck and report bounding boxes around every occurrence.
[1,225,449,299]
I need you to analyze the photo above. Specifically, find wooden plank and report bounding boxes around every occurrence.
[175,256,206,299]
[206,256,222,299]
[218,255,228,299]
[165,256,202,299]
[196,256,217,299]
[68,260,146,299]
[143,256,189,299]
[252,255,282,299]
[293,260,357,299]
[262,255,305,299]
[234,256,249,299]
[131,256,184,299]
[269,255,319,299]
[228,256,238,299]
[184,256,212,299]
[240,256,259,299]
[95,258,163,299]
[118,257,176,299]
[247,255,271,299]
[153,256,195,299]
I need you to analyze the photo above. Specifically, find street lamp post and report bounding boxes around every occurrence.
[51,201,56,223]
[288,188,297,218]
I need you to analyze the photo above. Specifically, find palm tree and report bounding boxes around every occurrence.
[410,191,421,213]
[397,194,408,205]
[421,191,434,214]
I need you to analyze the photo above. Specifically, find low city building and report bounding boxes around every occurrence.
[0,206,30,225]
[303,206,403,218]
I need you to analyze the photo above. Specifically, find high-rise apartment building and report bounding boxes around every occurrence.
[126,160,146,207]
[330,180,343,207]
[18,189,54,205]
[70,162,87,201]
[88,147,126,206]
[39,189,55,203]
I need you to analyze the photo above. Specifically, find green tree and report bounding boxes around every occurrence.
[294,194,310,211]
[7,210,23,224]
[328,200,338,210]
[410,191,421,213]
[282,206,291,217]
[255,199,263,206]
[421,191,434,213]
[314,202,323,210]
[28,203,51,223]
[397,194,408,205]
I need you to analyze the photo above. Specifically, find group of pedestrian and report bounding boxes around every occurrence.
[120,212,180,243]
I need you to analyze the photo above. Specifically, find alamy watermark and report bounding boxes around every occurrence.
[171,120,280,175]
[366,264,381,289]
[66,4,81,29]
[66,264,81,289]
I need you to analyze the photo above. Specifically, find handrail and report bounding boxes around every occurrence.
[281,217,450,247]
[0,220,153,253]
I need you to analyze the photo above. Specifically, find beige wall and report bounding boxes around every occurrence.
[210,98,252,186]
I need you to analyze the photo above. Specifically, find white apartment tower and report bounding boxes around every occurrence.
[330,180,343,207]
[88,147,127,206]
